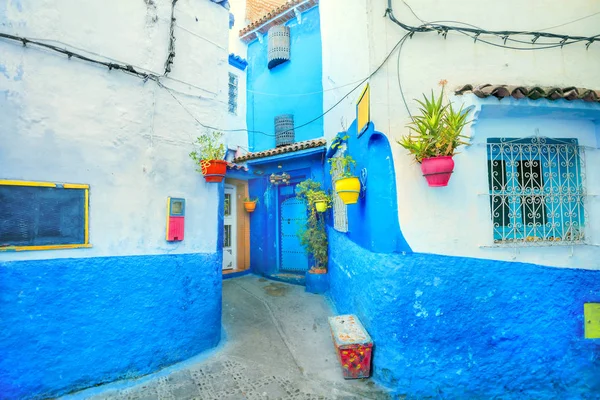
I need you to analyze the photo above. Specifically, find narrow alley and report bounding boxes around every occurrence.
[67,276,391,400]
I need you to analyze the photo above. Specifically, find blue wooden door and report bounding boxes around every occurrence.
[279,185,309,272]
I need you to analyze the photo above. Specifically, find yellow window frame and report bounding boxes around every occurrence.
[356,83,370,138]
[0,180,91,252]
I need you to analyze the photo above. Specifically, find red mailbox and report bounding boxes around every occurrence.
[166,197,185,241]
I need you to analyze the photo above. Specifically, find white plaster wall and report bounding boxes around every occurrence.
[224,0,249,152]
[322,0,600,269]
[227,64,249,151]
[228,0,248,58]
[320,0,370,141]
[0,0,232,261]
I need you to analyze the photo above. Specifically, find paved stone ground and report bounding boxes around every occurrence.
[67,276,391,400]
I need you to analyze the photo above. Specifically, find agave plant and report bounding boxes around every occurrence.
[398,88,471,163]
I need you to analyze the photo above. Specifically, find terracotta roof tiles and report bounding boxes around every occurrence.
[233,138,326,162]
[455,84,600,103]
[239,0,318,43]
[226,162,249,171]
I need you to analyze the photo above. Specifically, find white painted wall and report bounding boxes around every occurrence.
[321,0,600,269]
[319,0,370,141]
[228,0,248,58]
[0,0,233,261]
[226,0,249,152]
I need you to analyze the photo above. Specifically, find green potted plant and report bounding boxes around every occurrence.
[243,197,259,213]
[296,179,330,293]
[329,155,360,205]
[189,131,227,183]
[397,84,471,187]
[313,192,331,213]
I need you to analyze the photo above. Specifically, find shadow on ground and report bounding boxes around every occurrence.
[65,275,391,400]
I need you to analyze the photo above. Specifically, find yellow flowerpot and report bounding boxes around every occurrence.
[315,201,327,213]
[335,177,361,204]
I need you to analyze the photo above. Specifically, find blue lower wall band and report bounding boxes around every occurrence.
[0,252,222,399]
[327,228,600,399]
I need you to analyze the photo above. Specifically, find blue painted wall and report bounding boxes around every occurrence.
[0,253,222,399]
[325,120,411,254]
[247,151,325,277]
[246,7,323,151]
[328,228,600,399]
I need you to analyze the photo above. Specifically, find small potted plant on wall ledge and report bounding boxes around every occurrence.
[296,179,331,294]
[397,83,471,187]
[189,131,227,183]
[329,155,360,204]
[243,197,258,212]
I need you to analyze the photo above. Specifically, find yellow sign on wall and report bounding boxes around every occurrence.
[356,84,370,137]
[584,303,600,339]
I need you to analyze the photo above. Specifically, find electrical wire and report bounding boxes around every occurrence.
[387,0,599,50]
[396,33,413,118]
[158,33,413,139]
[392,0,599,119]
[247,78,367,97]
[5,34,220,98]
[174,23,227,50]
[537,10,600,32]
[157,81,276,137]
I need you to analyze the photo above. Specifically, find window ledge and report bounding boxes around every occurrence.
[0,244,93,252]
[479,241,595,249]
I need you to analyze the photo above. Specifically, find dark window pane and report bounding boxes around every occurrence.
[488,160,509,226]
[516,160,542,190]
[0,185,85,247]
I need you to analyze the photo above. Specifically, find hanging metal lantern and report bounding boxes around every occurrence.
[268,25,290,69]
[275,114,294,147]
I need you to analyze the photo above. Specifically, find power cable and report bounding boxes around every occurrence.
[1,33,226,102]
[157,80,276,137]
[247,79,367,97]
[396,33,413,118]
[158,33,412,139]
[537,10,600,32]
[386,0,599,50]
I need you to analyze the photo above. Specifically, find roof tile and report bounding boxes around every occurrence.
[233,138,326,162]
[239,0,319,43]
[455,84,600,103]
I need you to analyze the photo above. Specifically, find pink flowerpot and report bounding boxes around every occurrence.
[420,156,454,187]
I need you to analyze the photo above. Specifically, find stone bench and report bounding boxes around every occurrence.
[328,314,373,379]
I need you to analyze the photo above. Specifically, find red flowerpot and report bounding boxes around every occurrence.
[420,156,454,187]
[201,160,228,183]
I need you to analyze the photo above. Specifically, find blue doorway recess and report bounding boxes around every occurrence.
[278,184,309,272]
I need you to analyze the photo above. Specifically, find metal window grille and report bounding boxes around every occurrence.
[331,146,348,233]
[228,72,238,115]
[487,137,586,246]
[274,114,295,147]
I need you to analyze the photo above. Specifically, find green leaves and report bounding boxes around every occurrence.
[295,179,331,269]
[397,88,471,162]
[189,131,226,165]
[328,155,356,179]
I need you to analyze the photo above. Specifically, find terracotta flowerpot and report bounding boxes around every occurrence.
[335,177,361,204]
[201,159,228,183]
[420,156,454,187]
[315,201,327,213]
[244,201,257,212]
